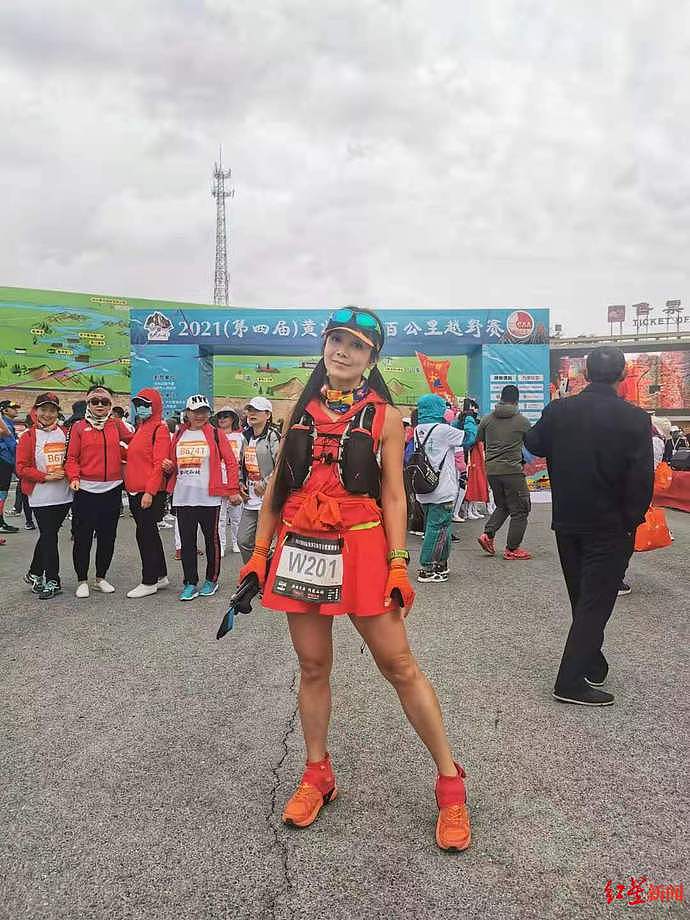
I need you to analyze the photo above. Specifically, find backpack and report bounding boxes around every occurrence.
[407,425,446,495]
[669,448,690,472]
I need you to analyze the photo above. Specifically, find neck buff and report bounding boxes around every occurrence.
[320,380,369,414]
[85,406,112,430]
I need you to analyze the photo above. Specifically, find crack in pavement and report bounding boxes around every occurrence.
[264,669,300,920]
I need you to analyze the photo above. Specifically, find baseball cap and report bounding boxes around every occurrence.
[216,405,239,417]
[185,394,212,411]
[0,399,21,411]
[245,396,273,412]
[34,392,60,408]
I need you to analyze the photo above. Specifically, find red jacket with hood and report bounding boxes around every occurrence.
[16,419,69,496]
[167,422,240,498]
[123,388,171,495]
[64,415,133,484]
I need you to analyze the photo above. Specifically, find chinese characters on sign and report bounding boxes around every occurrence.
[490,373,546,423]
[604,878,684,906]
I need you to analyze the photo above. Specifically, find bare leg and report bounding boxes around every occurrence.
[287,612,335,763]
[350,611,457,776]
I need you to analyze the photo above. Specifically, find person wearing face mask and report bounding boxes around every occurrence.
[15,393,72,598]
[123,388,172,598]
[162,394,241,601]
[64,385,134,597]
[237,396,281,563]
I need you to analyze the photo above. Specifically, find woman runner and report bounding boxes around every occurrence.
[15,392,72,599]
[239,307,471,851]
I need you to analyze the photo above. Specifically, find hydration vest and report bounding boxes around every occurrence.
[283,402,383,500]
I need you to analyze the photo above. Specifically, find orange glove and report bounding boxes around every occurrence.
[238,539,270,588]
[384,560,416,614]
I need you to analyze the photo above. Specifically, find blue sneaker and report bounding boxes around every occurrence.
[179,584,199,601]
[199,580,219,597]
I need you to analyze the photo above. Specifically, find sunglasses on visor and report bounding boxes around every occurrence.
[330,308,383,336]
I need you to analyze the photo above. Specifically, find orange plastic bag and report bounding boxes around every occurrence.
[654,461,673,492]
[634,507,673,552]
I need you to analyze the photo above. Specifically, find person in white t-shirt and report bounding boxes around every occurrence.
[162,394,241,601]
[15,392,72,599]
[215,407,244,555]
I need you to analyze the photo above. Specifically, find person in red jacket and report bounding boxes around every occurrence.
[15,392,72,599]
[162,394,241,600]
[123,387,172,598]
[64,384,133,598]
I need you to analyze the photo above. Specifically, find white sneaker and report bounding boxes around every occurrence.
[220,549,226,558]
[75,582,90,598]
[452,515,466,523]
[157,576,170,589]
[127,583,158,598]
[231,541,241,553]
[94,578,115,593]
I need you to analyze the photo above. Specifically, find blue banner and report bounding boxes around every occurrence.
[131,307,549,357]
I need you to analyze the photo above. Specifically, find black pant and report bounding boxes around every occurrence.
[554,530,635,692]
[485,473,531,550]
[29,503,71,583]
[129,492,167,585]
[72,486,122,581]
[176,505,221,585]
[16,485,33,524]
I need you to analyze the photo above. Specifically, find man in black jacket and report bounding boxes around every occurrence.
[525,346,653,706]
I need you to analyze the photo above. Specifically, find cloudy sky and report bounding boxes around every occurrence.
[1,0,688,335]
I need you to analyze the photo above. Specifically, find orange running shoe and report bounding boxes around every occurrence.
[504,547,532,560]
[435,764,471,851]
[282,753,337,828]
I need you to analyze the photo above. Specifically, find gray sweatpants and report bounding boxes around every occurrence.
[484,473,531,551]
[237,507,260,564]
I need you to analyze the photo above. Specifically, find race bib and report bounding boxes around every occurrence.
[274,533,344,604]
[177,438,208,476]
[244,443,261,481]
[44,441,66,474]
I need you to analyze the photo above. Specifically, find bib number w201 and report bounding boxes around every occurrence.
[273,533,344,604]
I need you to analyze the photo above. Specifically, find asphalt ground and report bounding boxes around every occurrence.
[1,505,688,920]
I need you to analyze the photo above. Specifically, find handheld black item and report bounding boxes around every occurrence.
[216,573,260,639]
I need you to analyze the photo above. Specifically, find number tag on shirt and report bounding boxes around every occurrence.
[274,533,344,604]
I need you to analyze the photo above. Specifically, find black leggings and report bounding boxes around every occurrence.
[176,505,221,586]
[29,503,71,583]
[129,491,167,585]
[71,486,122,581]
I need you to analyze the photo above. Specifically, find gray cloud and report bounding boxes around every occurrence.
[0,0,688,334]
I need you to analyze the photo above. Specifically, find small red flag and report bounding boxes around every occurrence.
[416,352,455,400]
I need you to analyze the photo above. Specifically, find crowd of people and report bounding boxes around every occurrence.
[0,389,280,603]
[0,306,686,852]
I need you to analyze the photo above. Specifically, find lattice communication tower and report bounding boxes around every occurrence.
[211,151,234,305]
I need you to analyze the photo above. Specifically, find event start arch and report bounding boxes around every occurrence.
[130,304,550,421]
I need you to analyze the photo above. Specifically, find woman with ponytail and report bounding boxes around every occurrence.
[239,307,471,851]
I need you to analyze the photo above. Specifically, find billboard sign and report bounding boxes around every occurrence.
[608,305,626,324]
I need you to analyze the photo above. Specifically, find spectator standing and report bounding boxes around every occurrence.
[123,388,172,598]
[414,394,465,583]
[476,385,533,560]
[15,393,72,599]
[64,385,134,597]
[525,346,653,706]
[237,397,280,563]
[215,407,245,555]
[0,399,21,537]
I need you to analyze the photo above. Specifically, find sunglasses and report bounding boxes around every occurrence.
[88,398,112,407]
[330,308,383,337]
